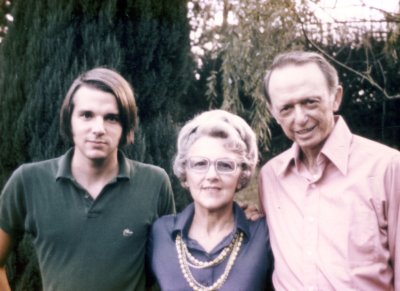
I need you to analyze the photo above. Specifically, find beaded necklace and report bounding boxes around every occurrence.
[175,231,243,291]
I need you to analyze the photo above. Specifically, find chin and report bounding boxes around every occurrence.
[203,201,232,212]
[85,151,109,160]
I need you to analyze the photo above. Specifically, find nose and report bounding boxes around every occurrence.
[92,117,105,135]
[204,162,219,179]
[293,105,308,125]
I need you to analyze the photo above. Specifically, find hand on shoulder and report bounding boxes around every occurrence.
[237,201,264,221]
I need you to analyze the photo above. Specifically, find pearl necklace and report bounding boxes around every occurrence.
[180,232,240,269]
[175,231,243,291]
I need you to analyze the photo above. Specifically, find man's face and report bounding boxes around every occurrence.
[71,86,123,163]
[268,63,342,156]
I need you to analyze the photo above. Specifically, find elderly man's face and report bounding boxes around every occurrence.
[268,62,342,158]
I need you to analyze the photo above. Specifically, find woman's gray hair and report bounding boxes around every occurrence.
[173,110,258,191]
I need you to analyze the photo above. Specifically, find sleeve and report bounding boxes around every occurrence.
[145,222,157,290]
[0,166,27,237]
[156,169,176,217]
[261,218,275,291]
[146,216,173,290]
[387,153,400,290]
[258,164,269,216]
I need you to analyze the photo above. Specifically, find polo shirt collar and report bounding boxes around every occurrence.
[56,148,131,180]
[172,202,251,242]
[56,148,74,180]
[116,150,131,179]
[277,115,351,176]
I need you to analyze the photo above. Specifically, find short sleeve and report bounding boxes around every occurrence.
[0,166,27,236]
[156,169,176,217]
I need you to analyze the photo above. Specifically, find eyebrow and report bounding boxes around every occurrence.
[278,96,320,106]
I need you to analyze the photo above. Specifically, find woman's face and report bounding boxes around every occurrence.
[185,136,242,213]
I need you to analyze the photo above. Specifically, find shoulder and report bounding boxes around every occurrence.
[124,159,170,181]
[353,135,398,154]
[150,214,176,236]
[240,217,271,259]
[260,147,292,176]
[247,217,268,237]
[131,160,167,173]
[8,156,61,180]
[153,213,175,228]
[351,135,400,164]
[266,147,292,164]
[151,202,193,236]
[235,204,269,240]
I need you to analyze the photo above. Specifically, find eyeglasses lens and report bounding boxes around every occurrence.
[188,157,236,173]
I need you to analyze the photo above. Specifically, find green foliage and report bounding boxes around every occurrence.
[190,0,317,154]
[125,114,193,212]
[0,0,193,288]
[301,11,400,149]
[0,0,193,186]
[1,233,41,290]
[330,33,400,148]
[265,29,400,160]
[0,0,12,43]
[191,0,399,159]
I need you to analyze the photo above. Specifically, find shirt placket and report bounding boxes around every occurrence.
[303,176,320,291]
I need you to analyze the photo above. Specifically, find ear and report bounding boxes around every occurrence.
[267,102,281,125]
[332,86,343,112]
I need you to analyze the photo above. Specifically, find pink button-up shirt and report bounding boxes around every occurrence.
[259,116,400,290]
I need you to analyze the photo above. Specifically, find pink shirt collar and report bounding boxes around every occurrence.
[277,115,352,176]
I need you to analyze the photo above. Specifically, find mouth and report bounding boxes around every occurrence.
[295,125,316,135]
[87,140,107,145]
[201,186,221,191]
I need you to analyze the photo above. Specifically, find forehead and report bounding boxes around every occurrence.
[268,63,329,105]
[188,136,238,158]
[73,86,119,110]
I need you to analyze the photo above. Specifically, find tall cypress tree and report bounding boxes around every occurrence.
[0,0,193,289]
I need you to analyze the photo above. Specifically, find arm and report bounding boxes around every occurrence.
[237,201,264,221]
[145,224,158,291]
[157,170,176,216]
[387,154,400,290]
[0,229,12,291]
[0,166,28,291]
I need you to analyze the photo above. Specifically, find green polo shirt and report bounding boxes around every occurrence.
[0,149,175,291]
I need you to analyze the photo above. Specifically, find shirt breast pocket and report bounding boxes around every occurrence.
[347,179,379,266]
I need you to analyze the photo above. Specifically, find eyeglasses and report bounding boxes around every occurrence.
[187,156,239,174]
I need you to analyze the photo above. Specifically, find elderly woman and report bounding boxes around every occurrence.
[148,110,273,290]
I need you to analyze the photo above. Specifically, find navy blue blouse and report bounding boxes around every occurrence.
[148,202,273,291]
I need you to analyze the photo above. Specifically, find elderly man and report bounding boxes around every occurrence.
[259,51,399,290]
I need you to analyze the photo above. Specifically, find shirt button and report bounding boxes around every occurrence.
[307,216,315,223]
[308,286,316,291]
[306,250,313,256]
[85,194,90,199]
[310,183,316,188]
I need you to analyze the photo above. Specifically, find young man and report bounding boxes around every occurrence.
[259,51,399,290]
[0,68,175,291]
